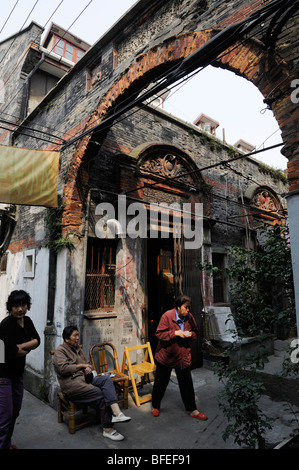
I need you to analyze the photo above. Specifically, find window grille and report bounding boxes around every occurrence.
[84,238,116,311]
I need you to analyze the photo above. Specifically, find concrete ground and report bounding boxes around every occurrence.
[10,339,299,457]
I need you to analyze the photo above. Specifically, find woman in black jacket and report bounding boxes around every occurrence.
[0,290,40,449]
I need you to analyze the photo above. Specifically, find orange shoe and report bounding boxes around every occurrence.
[190,412,208,421]
[152,408,160,417]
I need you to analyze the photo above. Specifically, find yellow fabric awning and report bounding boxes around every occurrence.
[0,144,59,207]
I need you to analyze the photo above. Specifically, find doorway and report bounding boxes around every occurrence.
[147,235,203,367]
[147,237,176,353]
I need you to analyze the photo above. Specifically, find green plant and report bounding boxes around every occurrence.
[44,200,76,252]
[226,225,295,336]
[258,163,288,184]
[199,225,295,336]
[215,340,273,448]
[43,102,54,112]
[199,226,295,448]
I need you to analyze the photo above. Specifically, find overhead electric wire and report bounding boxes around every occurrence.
[0,0,288,146]
[0,0,93,118]
[0,0,20,36]
[68,18,279,156]
[59,0,292,151]
[119,142,284,199]
[0,0,40,65]
[0,0,65,108]
[0,116,67,144]
[0,124,62,145]
[0,0,294,153]
[0,18,268,148]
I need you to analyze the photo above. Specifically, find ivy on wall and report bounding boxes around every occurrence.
[44,199,76,252]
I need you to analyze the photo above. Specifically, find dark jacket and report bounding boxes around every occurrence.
[154,308,198,369]
[0,315,40,378]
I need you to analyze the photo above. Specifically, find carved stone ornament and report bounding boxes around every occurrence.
[251,189,279,212]
[141,153,194,185]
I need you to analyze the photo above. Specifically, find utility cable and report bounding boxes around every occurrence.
[0,0,92,117]
[0,0,293,151]
[0,117,66,143]
[1,20,267,149]
[0,0,40,65]
[0,0,20,36]
[59,0,291,151]
[2,0,287,148]
[114,143,284,198]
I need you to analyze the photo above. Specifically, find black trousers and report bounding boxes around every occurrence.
[152,362,197,412]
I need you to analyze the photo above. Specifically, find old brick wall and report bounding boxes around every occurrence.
[88,103,287,242]
[0,22,43,145]
[0,0,292,293]
[0,0,297,398]
[1,1,294,239]
[2,0,292,269]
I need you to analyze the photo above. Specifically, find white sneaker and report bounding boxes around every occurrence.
[103,430,125,441]
[112,412,131,423]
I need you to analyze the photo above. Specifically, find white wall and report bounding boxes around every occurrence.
[0,248,49,372]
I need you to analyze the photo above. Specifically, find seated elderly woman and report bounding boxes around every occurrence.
[53,325,131,441]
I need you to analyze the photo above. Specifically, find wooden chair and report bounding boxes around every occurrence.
[50,349,97,434]
[121,342,156,407]
[89,342,129,409]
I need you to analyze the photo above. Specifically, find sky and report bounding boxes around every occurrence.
[0,0,287,170]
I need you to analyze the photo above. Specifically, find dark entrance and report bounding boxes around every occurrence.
[147,237,175,354]
[147,235,203,367]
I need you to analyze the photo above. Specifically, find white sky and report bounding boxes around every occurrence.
[0,0,287,170]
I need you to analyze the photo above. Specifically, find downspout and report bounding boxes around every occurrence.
[43,240,57,403]
[79,189,93,341]
[46,247,57,326]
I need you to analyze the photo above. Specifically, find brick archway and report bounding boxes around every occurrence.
[62,29,297,234]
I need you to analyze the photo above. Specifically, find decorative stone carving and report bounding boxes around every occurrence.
[141,153,194,185]
[251,189,279,212]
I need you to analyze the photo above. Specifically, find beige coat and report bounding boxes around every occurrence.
[53,342,94,398]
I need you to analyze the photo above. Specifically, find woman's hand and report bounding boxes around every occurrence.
[76,363,92,371]
[175,330,190,338]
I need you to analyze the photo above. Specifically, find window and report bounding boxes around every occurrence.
[84,238,117,311]
[55,39,64,56]
[24,249,35,278]
[54,36,85,63]
[65,43,74,61]
[76,49,84,61]
[212,252,227,304]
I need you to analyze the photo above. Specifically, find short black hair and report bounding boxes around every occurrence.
[6,290,31,312]
[62,325,79,341]
[175,295,191,308]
